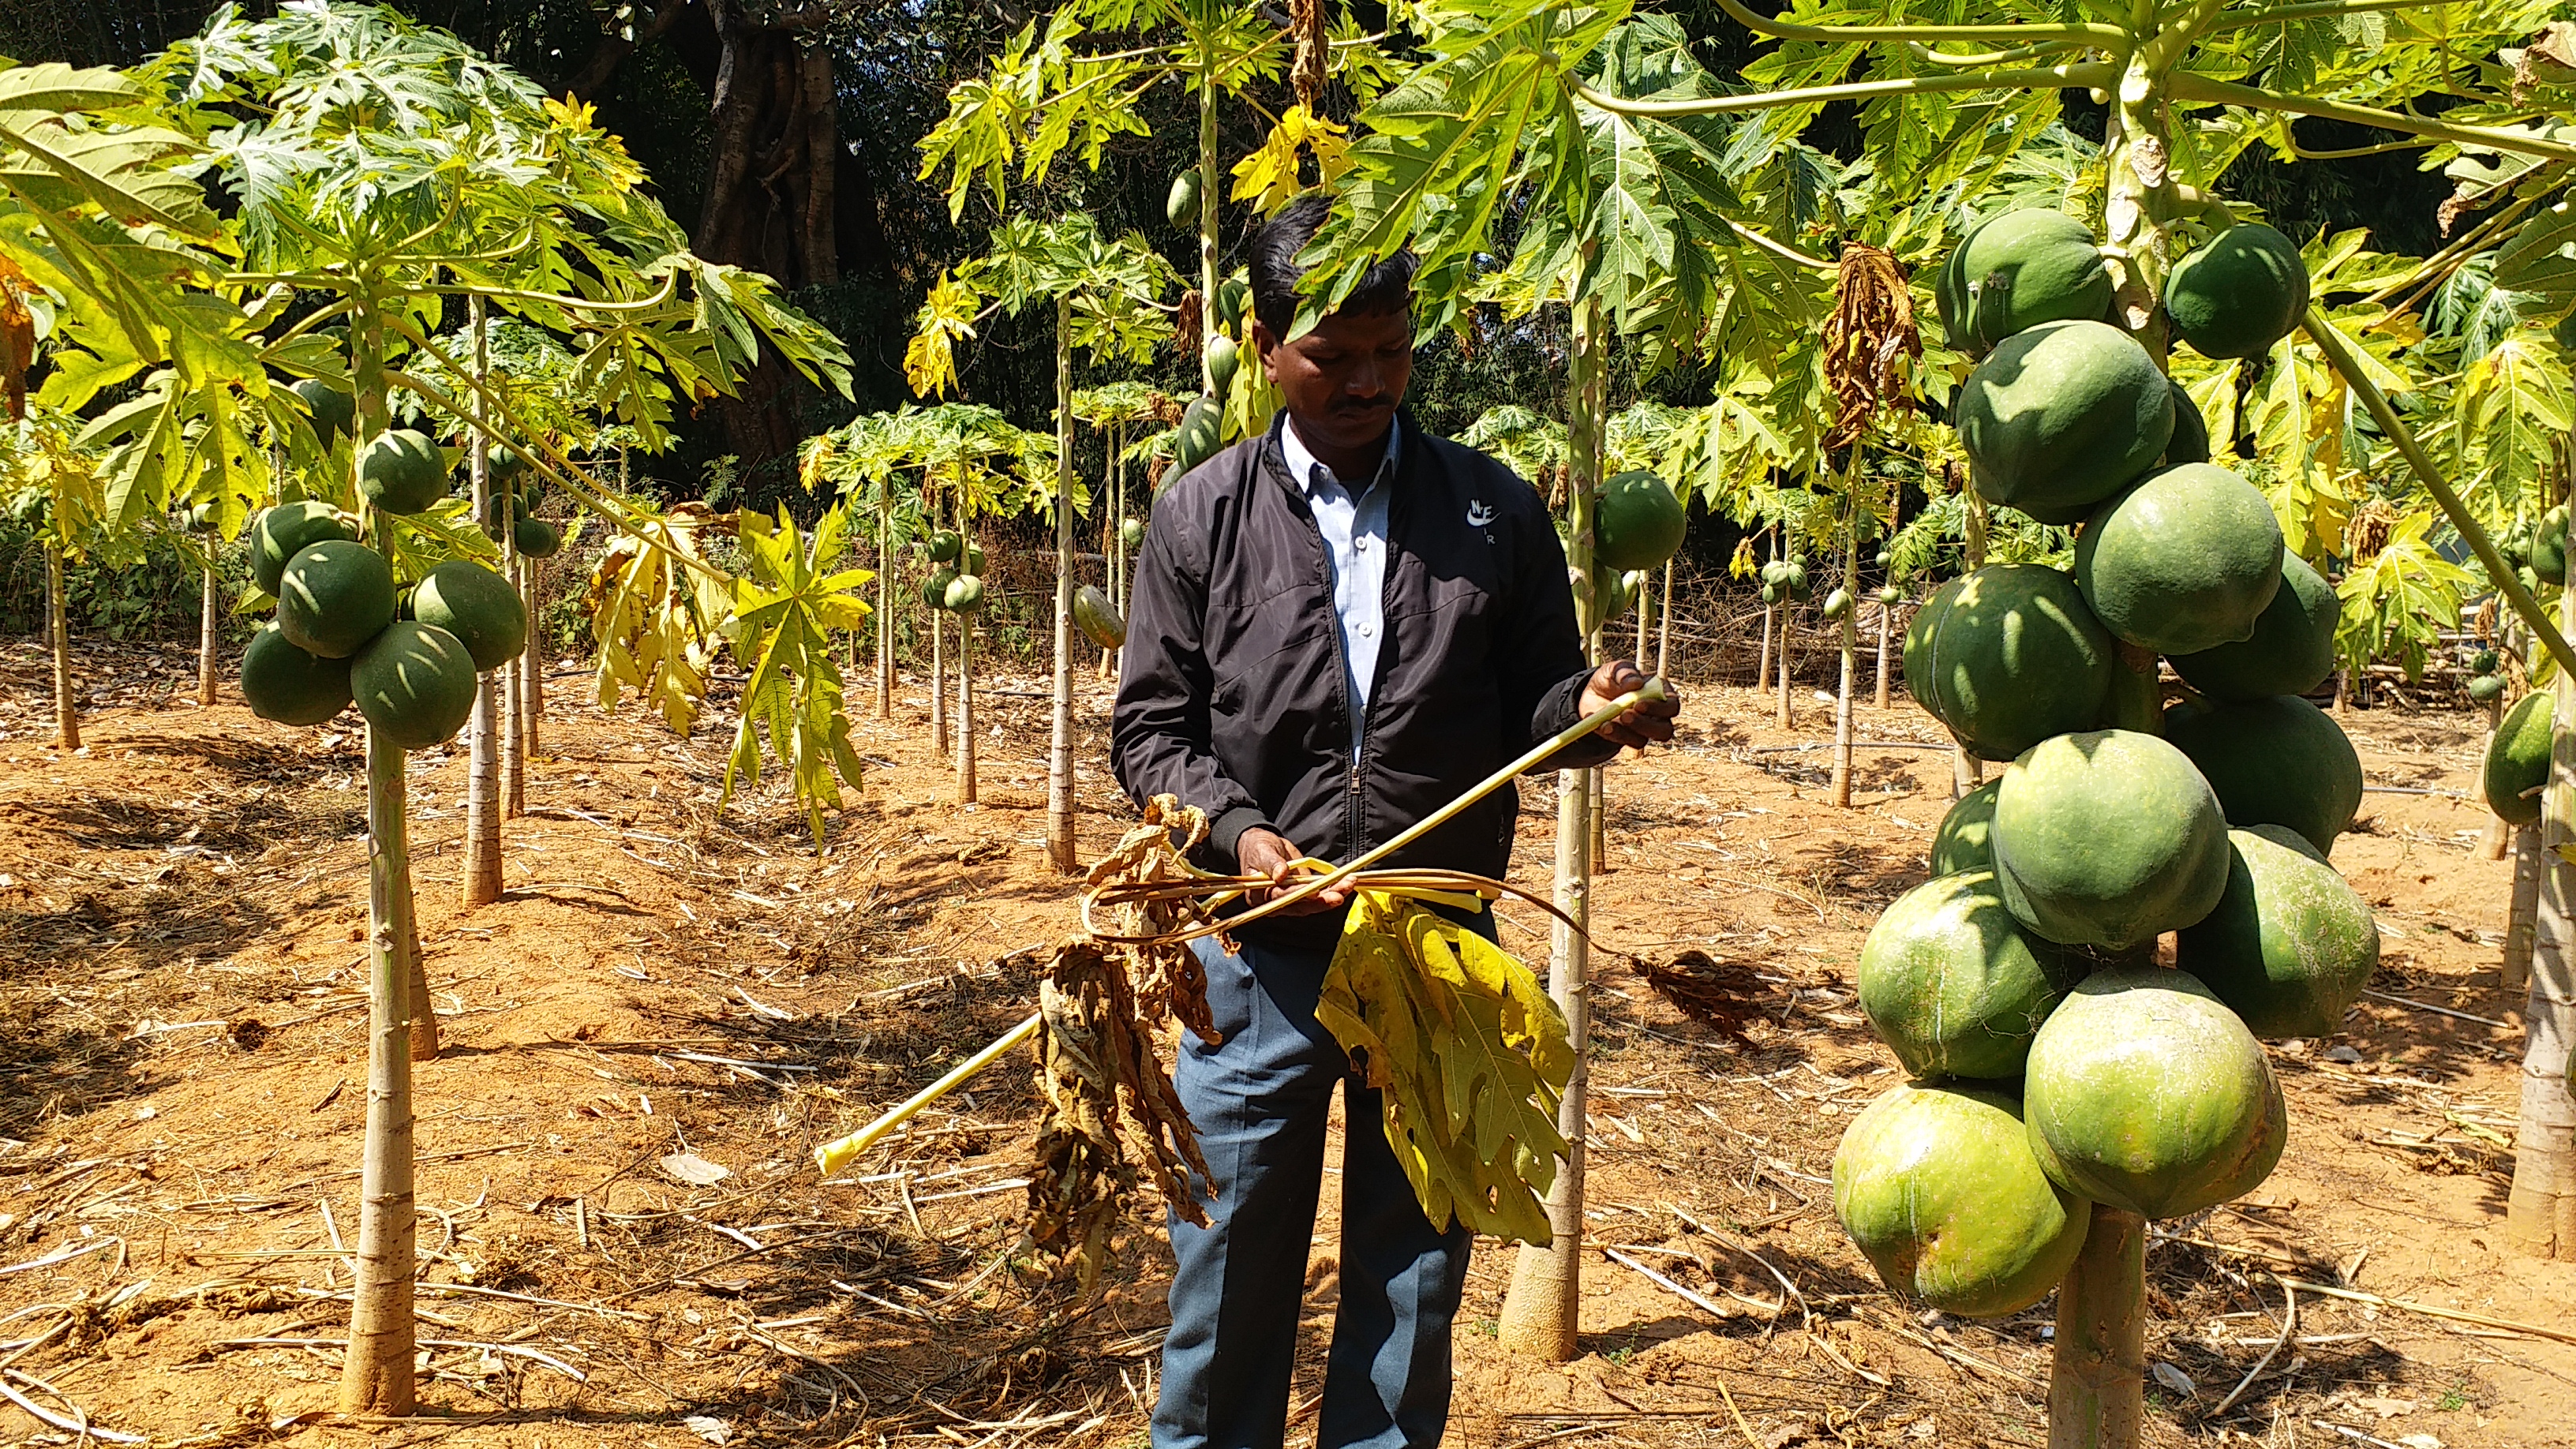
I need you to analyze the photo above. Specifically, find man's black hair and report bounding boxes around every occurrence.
[1247,191,1416,343]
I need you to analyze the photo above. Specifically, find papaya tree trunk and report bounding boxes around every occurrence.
[1775,599,1792,730]
[1757,601,1773,691]
[1496,291,1602,1361]
[2049,1205,2146,1449]
[338,321,418,1416]
[1590,766,1608,874]
[1875,481,1900,710]
[463,300,505,911]
[500,534,525,821]
[198,556,219,707]
[47,544,75,751]
[2507,576,2576,1259]
[1873,600,1892,711]
[956,593,977,804]
[1832,492,1859,809]
[2507,826,2541,998]
[1047,300,1079,872]
[1195,34,1219,377]
[340,722,420,1416]
[930,576,947,754]
[878,487,893,719]
[1656,556,1673,680]
[520,556,544,759]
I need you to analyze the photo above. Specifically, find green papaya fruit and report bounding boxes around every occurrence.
[1833,1083,2090,1317]
[2166,224,2310,361]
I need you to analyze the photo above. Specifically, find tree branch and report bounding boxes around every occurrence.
[2165,70,2576,163]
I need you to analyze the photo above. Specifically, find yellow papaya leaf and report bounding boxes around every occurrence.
[1314,890,1573,1245]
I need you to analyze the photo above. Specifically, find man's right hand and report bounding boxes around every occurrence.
[1235,826,1350,915]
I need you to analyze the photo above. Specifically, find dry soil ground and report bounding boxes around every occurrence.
[0,635,2570,1449]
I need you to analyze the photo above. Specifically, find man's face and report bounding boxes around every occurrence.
[1253,304,1412,455]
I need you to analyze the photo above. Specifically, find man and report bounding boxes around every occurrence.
[1113,191,1679,1449]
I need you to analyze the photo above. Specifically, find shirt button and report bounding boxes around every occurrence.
[1357,623,1375,638]
[1352,538,1368,552]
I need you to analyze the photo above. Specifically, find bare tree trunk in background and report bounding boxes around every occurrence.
[570,0,889,476]
[1757,603,1773,691]
[462,301,505,911]
[47,545,76,751]
[198,557,219,706]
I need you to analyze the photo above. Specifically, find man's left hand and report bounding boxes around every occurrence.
[1580,660,1681,749]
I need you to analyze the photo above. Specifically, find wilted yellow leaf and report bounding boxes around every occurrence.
[1314,890,1572,1245]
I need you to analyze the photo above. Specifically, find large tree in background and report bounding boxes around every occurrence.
[563,0,903,467]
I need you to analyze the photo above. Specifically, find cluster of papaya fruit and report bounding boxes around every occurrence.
[239,389,532,750]
[919,529,989,615]
[1832,211,2384,1316]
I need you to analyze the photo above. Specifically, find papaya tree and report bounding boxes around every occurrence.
[917,0,1400,409]
[909,215,1177,868]
[1298,0,2576,1433]
[1072,380,1165,665]
[897,402,1055,804]
[802,407,927,721]
[67,5,854,1415]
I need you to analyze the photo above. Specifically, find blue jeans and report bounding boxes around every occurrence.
[1152,929,1472,1449]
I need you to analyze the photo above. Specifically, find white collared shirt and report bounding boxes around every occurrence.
[1277,415,1398,751]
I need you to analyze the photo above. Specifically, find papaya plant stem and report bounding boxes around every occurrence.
[1709,0,2122,45]
[1832,472,1859,809]
[878,486,893,720]
[339,301,418,1416]
[1196,31,1219,383]
[2299,306,2576,683]
[957,583,977,805]
[2163,69,2576,165]
[1657,558,1673,680]
[1047,298,1079,872]
[1498,289,1604,1362]
[1573,61,2115,120]
[2050,1205,2146,1449]
[46,543,74,751]
[2507,526,2576,1260]
[520,557,544,764]
[341,725,419,1417]
[2507,826,2541,998]
[462,297,504,910]
[198,556,219,707]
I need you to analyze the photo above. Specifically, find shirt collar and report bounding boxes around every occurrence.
[1276,411,1401,498]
